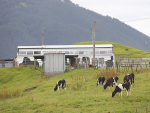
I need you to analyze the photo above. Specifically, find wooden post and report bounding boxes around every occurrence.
[34,57,36,69]
[69,58,71,67]
[2,60,5,68]
[97,60,98,70]
[136,108,137,113]
[146,106,148,113]
[86,57,88,69]
[76,57,78,69]
[116,61,118,72]
[145,62,147,70]
[131,64,132,71]
[13,58,15,67]
[140,58,143,71]
[82,58,83,68]
[136,63,138,72]
[93,21,96,69]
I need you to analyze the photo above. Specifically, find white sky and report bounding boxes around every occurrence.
[70,0,150,37]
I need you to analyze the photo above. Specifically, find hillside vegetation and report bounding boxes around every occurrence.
[0,65,150,112]
[74,41,150,57]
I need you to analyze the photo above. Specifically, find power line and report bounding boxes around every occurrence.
[123,17,150,22]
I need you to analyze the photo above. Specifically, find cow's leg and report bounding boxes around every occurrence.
[112,85,114,89]
[133,77,134,86]
[127,90,128,96]
[103,81,105,87]
[121,91,122,97]
[131,79,133,86]
[58,86,60,91]
[97,81,99,86]
[129,89,131,95]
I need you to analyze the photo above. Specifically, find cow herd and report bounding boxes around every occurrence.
[54,73,135,98]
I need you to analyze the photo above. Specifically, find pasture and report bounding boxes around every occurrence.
[0,66,150,113]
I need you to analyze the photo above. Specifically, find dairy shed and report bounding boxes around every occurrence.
[16,44,115,67]
[44,52,65,76]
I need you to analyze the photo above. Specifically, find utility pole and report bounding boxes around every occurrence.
[93,21,96,69]
[42,28,46,45]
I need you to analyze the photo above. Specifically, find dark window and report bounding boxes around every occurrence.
[34,51,41,54]
[27,51,33,55]
[19,51,26,55]
[79,51,84,54]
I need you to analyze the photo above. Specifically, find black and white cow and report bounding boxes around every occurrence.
[112,82,130,97]
[54,79,66,91]
[97,76,105,87]
[104,77,119,89]
[124,73,135,86]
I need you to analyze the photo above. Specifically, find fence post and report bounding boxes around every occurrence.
[97,60,98,70]
[136,63,139,72]
[136,108,137,113]
[116,61,118,72]
[140,58,143,71]
[82,58,83,68]
[146,106,148,113]
[34,57,36,69]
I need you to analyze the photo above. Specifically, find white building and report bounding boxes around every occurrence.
[16,44,114,67]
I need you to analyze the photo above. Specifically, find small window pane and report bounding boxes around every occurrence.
[100,51,105,54]
[27,51,33,55]
[64,51,69,54]
[75,51,78,54]
[95,51,99,54]
[69,51,73,54]
[34,51,41,55]
[19,51,26,55]
[79,51,84,54]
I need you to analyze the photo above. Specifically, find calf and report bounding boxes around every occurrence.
[97,76,105,87]
[124,73,135,86]
[104,77,119,89]
[112,82,130,97]
[54,79,66,91]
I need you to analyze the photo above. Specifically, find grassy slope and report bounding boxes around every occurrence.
[0,41,150,112]
[0,66,150,113]
[74,41,150,57]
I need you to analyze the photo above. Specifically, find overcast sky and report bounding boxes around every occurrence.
[70,0,150,37]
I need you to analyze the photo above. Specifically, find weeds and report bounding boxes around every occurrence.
[71,75,87,90]
[0,90,21,99]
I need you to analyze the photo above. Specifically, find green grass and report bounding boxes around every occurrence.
[0,66,150,113]
[74,41,150,57]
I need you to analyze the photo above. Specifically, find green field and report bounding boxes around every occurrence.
[0,66,150,113]
[0,41,150,113]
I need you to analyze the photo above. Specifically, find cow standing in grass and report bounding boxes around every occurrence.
[104,77,119,89]
[54,79,66,91]
[124,73,135,86]
[97,76,105,87]
[112,82,130,97]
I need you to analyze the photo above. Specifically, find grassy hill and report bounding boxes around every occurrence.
[74,41,150,57]
[0,42,150,112]
[0,66,150,112]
